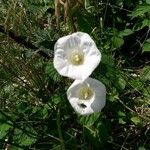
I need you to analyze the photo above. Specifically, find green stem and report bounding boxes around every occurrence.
[57,108,65,150]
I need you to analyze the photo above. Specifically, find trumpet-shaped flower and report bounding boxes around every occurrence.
[54,32,101,80]
[67,77,106,115]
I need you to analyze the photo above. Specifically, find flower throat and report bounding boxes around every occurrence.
[69,51,84,65]
[78,86,93,100]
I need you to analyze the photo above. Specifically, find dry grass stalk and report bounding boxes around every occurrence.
[54,0,84,30]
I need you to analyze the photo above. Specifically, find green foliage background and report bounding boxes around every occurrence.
[0,0,150,150]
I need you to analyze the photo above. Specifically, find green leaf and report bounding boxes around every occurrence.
[108,87,119,102]
[33,105,49,119]
[118,77,126,90]
[131,4,150,18]
[83,122,107,149]
[138,146,146,150]
[14,128,37,146]
[52,94,61,105]
[79,113,100,126]
[141,66,150,81]
[141,19,150,28]
[19,133,37,146]
[119,118,126,124]
[146,0,150,4]
[45,62,62,82]
[131,116,141,125]
[51,145,61,150]
[0,123,12,139]
[143,41,150,52]
[97,122,108,143]
[77,12,92,33]
[129,79,144,91]
[119,29,133,37]
[112,37,124,49]
[142,86,150,98]
[118,111,126,117]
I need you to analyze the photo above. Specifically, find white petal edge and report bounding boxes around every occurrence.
[54,32,101,80]
[67,77,106,115]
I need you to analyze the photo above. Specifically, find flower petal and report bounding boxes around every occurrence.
[54,33,81,52]
[67,77,106,115]
[54,32,101,80]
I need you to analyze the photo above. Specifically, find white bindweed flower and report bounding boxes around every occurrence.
[54,32,101,80]
[67,77,106,115]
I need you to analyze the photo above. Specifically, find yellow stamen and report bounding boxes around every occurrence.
[74,54,80,62]
[69,51,84,65]
[84,91,89,99]
[78,86,93,100]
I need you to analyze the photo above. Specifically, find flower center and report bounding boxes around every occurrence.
[78,86,93,100]
[69,51,84,65]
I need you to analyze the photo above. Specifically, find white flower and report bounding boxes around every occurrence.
[67,77,106,115]
[54,32,101,80]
